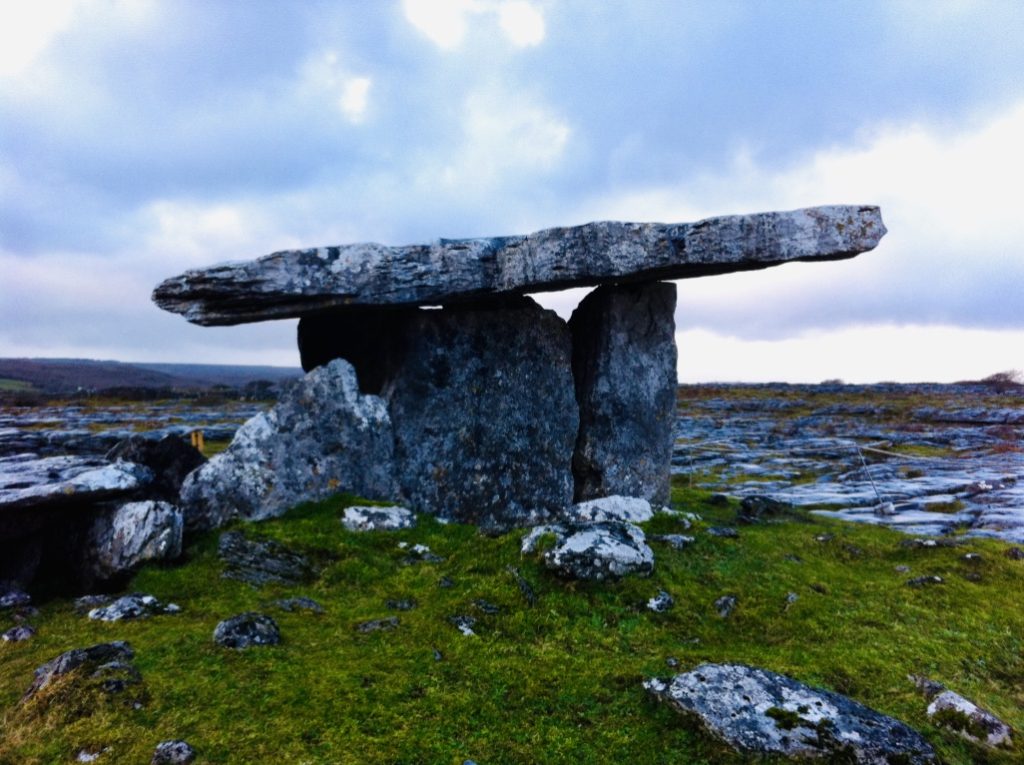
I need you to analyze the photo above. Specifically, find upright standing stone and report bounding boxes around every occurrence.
[569,282,677,504]
[178,359,396,531]
[383,298,578,531]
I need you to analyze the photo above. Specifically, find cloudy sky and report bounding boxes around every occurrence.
[2,0,1023,382]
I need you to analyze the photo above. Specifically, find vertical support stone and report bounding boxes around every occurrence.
[382,298,578,531]
[569,281,677,505]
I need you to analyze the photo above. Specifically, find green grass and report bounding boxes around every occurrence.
[2,489,1023,764]
[0,379,34,393]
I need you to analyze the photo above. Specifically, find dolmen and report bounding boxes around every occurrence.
[154,205,886,533]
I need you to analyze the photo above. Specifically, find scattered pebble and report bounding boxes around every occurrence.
[907,575,944,587]
[814,533,834,543]
[783,554,803,563]
[783,592,798,611]
[647,590,675,613]
[707,527,738,539]
[0,589,31,610]
[472,599,501,615]
[432,648,443,662]
[356,616,399,633]
[77,749,106,763]
[1005,547,1024,560]
[714,595,737,618]
[151,739,197,764]
[386,599,417,611]
[961,553,982,562]
[651,534,694,550]
[273,597,325,614]
[894,565,911,573]
[449,615,477,636]
[2,625,36,642]
[666,657,680,669]
[88,593,179,622]
[213,612,281,649]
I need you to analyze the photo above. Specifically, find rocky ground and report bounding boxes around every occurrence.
[674,382,1024,542]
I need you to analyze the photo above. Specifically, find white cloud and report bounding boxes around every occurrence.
[298,51,372,123]
[498,1,545,47]
[339,77,372,122]
[0,0,78,77]
[403,0,545,50]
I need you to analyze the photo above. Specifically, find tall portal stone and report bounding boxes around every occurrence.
[383,298,578,532]
[569,282,677,504]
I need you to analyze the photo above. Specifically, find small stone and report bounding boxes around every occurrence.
[342,505,416,532]
[815,533,834,543]
[386,599,417,611]
[666,657,680,669]
[562,495,655,524]
[356,616,399,633]
[783,592,798,609]
[0,588,31,610]
[538,522,654,581]
[213,612,281,649]
[449,615,477,636]
[77,750,104,763]
[273,597,325,614]
[2,625,35,642]
[927,689,1013,748]
[714,595,737,618]
[74,594,112,614]
[961,553,982,562]
[402,543,444,564]
[707,527,738,538]
[432,648,443,662]
[24,641,135,700]
[1006,547,1024,560]
[651,534,694,550]
[737,495,792,524]
[472,599,501,615]
[151,739,197,764]
[88,593,178,622]
[647,590,674,613]
[907,575,944,587]
[908,674,946,700]
[895,565,911,573]
[783,554,803,563]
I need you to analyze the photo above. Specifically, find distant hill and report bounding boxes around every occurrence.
[0,358,302,395]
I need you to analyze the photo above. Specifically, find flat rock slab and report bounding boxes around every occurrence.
[562,495,654,524]
[342,505,416,532]
[24,641,135,700]
[926,689,1013,748]
[0,454,152,512]
[153,206,886,325]
[645,663,936,763]
[87,593,180,622]
[218,531,315,588]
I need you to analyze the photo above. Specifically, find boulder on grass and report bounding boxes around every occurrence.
[523,521,654,581]
[83,500,183,584]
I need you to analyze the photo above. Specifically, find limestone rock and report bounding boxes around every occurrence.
[647,590,675,613]
[0,454,152,512]
[152,740,197,765]
[527,521,654,580]
[24,641,135,700]
[274,597,325,614]
[569,282,677,504]
[84,501,183,583]
[645,663,936,763]
[562,495,655,524]
[106,434,206,502]
[213,612,281,649]
[218,531,314,588]
[178,359,396,531]
[0,588,31,609]
[87,593,179,622]
[927,690,1013,748]
[2,625,35,642]
[384,300,578,531]
[153,206,886,325]
[342,505,416,532]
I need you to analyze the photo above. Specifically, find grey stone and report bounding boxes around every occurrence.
[449,615,477,636]
[152,206,886,325]
[342,505,416,532]
[218,531,314,588]
[707,527,739,538]
[645,663,936,763]
[570,282,677,504]
[83,500,183,583]
[562,495,654,524]
[2,625,35,642]
[647,590,674,613]
[152,740,197,764]
[527,521,654,581]
[651,534,695,550]
[926,689,1013,748]
[274,597,325,614]
[907,575,944,587]
[356,616,399,633]
[24,641,135,700]
[213,612,281,649]
[385,598,417,611]
[87,593,179,622]
[738,495,793,524]
[714,595,737,618]
[0,588,30,609]
[384,300,578,531]
[0,454,152,512]
[73,594,111,614]
[178,359,396,531]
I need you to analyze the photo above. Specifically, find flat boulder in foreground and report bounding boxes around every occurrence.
[153,205,886,325]
[645,663,936,763]
[0,455,152,513]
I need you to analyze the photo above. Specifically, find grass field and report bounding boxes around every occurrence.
[1,486,1022,764]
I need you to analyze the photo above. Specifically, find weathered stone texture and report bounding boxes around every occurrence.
[570,282,677,504]
[153,206,886,325]
[383,299,578,532]
[178,359,396,531]
[83,500,183,583]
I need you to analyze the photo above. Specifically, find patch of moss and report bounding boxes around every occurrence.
[1,490,1022,763]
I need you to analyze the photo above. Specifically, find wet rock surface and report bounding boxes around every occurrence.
[645,663,937,763]
[213,612,281,649]
[218,531,315,588]
[570,282,677,505]
[179,359,396,530]
[675,383,1024,542]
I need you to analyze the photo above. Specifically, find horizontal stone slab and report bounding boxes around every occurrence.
[153,205,885,325]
